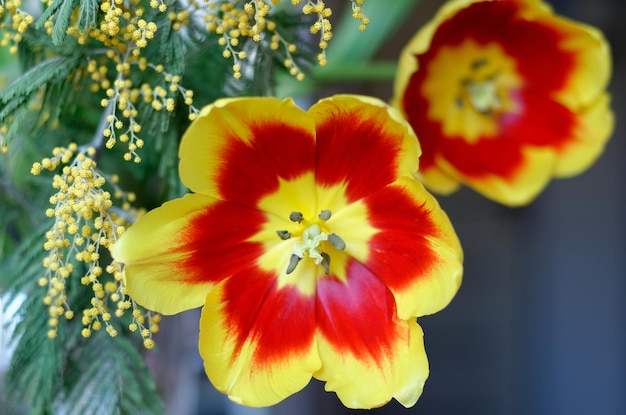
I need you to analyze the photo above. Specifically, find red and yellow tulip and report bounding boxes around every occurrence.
[393,0,613,206]
[111,95,463,408]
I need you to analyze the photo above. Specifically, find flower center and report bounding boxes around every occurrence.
[276,210,346,276]
[463,78,501,114]
[459,59,502,115]
[293,223,328,264]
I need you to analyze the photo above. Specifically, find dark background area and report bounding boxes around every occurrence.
[150,1,626,414]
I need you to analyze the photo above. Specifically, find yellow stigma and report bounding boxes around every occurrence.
[463,78,501,114]
[280,210,347,276]
[291,223,329,265]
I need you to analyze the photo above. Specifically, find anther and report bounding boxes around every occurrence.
[286,254,301,274]
[470,58,488,70]
[276,230,291,240]
[318,210,331,220]
[320,253,331,275]
[289,211,304,223]
[328,233,346,251]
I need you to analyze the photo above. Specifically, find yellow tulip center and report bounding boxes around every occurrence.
[422,40,522,143]
[251,174,375,294]
[461,62,502,115]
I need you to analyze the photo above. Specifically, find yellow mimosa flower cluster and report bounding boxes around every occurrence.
[31,144,160,348]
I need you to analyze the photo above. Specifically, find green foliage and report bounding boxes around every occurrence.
[77,0,100,33]
[55,331,164,415]
[276,0,420,96]
[323,0,419,65]
[0,56,80,127]
[1,225,63,413]
[36,0,81,46]
[3,289,64,415]
[0,228,165,415]
[0,223,47,293]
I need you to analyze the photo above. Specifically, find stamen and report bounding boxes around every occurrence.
[318,210,332,220]
[286,254,301,274]
[328,233,346,251]
[320,252,330,275]
[471,58,488,70]
[276,230,291,240]
[289,211,304,223]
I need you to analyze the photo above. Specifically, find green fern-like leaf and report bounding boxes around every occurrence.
[1,221,58,414]
[56,332,165,415]
[154,13,186,76]
[3,288,64,415]
[0,56,80,123]
[77,0,100,33]
[36,0,81,46]
[2,245,165,415]
[36,0,67,28]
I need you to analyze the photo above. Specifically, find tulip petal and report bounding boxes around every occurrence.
[544,13,612,109]
[416,164,461,195]
[444,146,556,206]
[554,92,614,178]
[111,194,266,314]
[199,268,321,407]
[314,263,429,409]
[310,95,421,202]
[361,177,462,319]
[179,97,316,206]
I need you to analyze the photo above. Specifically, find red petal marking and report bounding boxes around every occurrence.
[316,259,402,362]
[315,106,404,202]
[221,268,316,366]
[217,121,316,206]
[177,201,266,284]
[363,185,440,291]
[401,1,578,179]
[508,90,577,149]
[435,135,524,178]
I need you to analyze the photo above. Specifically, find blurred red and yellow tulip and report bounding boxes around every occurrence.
[393,0,613,206]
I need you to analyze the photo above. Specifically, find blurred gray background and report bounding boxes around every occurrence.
[150,1,626,414]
